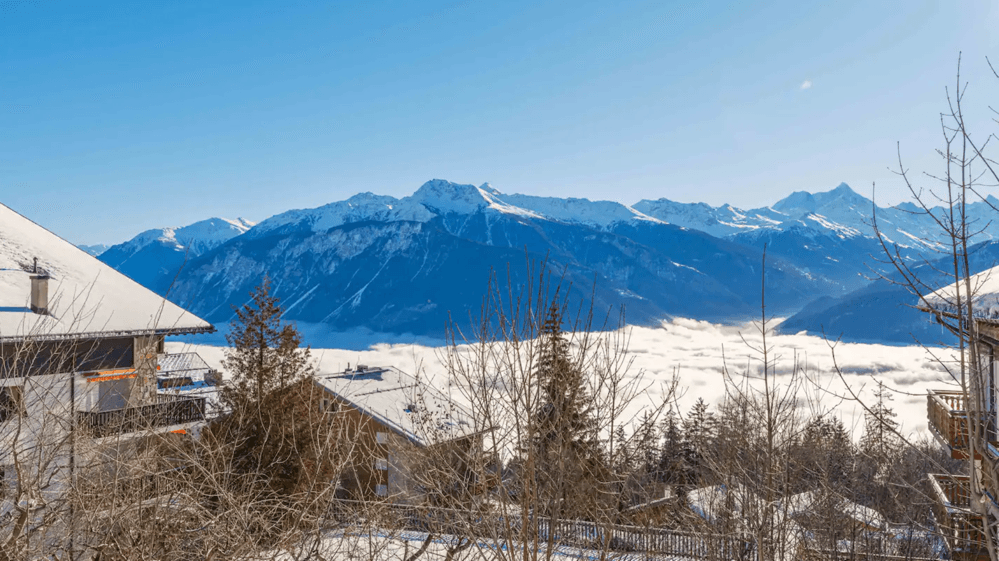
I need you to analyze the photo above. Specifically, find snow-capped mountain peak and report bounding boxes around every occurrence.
[104,216,253,257]
[404,179,546,220]
[248,192,435,238]
[173,217,255,254]
[410,179,503,214]
[633,198,773,237]
[772,190,818,214]
[96,216,256,292]
[773,183,869,214]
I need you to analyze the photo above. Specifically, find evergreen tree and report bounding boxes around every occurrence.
[221,277,313,412]
[795,414,854,490]
[524,300,607,518]
[532,301,599,455]
[859,381,901,462]
[659,408,696,486]
[208,278,326,499]
[683,398,717,478]
[632,410,659,476]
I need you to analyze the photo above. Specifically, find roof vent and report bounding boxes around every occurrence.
[30,274,49,315]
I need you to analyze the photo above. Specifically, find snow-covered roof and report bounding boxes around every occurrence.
[687,483,804,561]
[687,483,760,522]
[783,491,886,530]
[0,203,214,342]
[158,352,214,375]
[922,265,999,323]
[314,365,479,447]
[625,489,676,513]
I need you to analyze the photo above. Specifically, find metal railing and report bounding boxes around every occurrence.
[77,394,206,437]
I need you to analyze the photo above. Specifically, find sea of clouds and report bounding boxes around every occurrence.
[169,317,962,441]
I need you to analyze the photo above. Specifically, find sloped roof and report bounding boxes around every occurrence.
[158,352,214,375]
[687,483,804,561]
[784,490,886,530]
[0,203,213,342]
[314,365,479,447]
[687,483,760,523]
[922,265,999,323]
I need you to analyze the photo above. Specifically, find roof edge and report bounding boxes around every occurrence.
[918,305,999,326]
[0,324,216,344]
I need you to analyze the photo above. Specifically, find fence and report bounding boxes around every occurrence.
[327,500,757,560]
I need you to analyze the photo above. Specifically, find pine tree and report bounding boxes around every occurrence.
[221,277,313,413]
[533,301,599,455]
[659,408,696,486]
[524,300,607,518]
[797,414,854,489]
[859,381,900,462]
[209,278,324,498]
[683,398,717,468]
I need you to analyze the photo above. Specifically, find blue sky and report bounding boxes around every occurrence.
[2,1,998,244]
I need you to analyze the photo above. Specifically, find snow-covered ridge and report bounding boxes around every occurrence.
[111,217,254,256]
[112,180,999,259]
[249,180,667,237]
[248,193,434,238]
[501,193,664,227]
[636,182,999,247]
[77,243,109,257]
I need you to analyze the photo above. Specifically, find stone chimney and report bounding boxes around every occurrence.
[30,274,49,315]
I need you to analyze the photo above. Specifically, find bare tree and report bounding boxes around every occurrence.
[862,53,999,560]
[429,258,683,561]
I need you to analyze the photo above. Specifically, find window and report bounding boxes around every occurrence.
[75,338,134,373]
[0,386,25,423]
[322,399,340,414]
[375,458,388,471]
[376,432,388,444]
[375,484,387,497]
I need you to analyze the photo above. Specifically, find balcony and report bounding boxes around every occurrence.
[927,390,997,458]
[928,473,992,561]
[77,394,206,438]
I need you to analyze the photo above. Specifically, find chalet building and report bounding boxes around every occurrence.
[155,351,223,418]
[312,365,486,503]
[0,202,215,507]
[922,265,999,561]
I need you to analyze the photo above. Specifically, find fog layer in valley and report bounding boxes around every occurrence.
[170,317,958,440]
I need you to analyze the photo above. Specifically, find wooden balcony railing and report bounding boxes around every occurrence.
[928,473,991,561]
[927,390,997,457]
[77,394,206,438]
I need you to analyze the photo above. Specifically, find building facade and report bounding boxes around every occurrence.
[0,202,214,517]
[922,266,999,561]
[312,364,486,504]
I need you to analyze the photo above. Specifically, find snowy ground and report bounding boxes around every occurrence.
[272,528,701,561]
[168,317,961,441]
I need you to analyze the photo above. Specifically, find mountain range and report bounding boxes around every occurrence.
[83,180,999,342]
[97,218,254,294]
